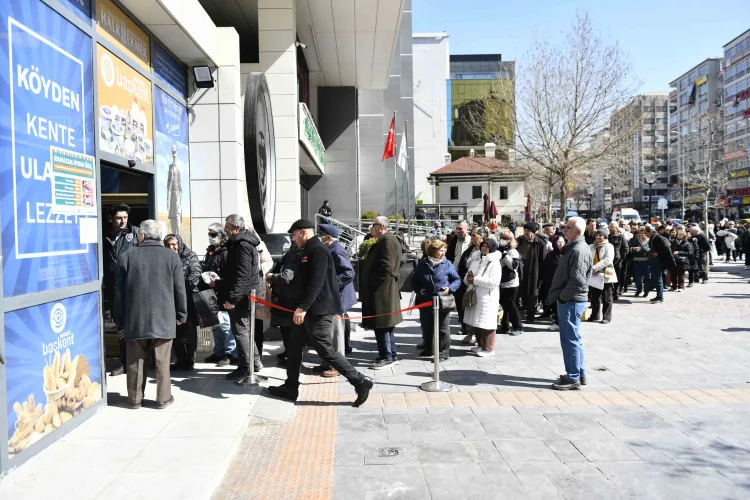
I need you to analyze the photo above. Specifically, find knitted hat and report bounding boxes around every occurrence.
[594,227,609,239]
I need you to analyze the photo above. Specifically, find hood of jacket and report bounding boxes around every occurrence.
[481,250,502,263]
[232,229,261,247]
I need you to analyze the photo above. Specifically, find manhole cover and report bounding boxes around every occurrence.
[377,447,401,457]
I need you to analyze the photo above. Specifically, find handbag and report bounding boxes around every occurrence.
[429,276,456,312]
[192,289,220,328]
[462,258,491,309]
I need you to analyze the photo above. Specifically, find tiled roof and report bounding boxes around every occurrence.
[430,156,525,176]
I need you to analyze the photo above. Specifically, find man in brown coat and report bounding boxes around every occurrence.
[360,216,403,369]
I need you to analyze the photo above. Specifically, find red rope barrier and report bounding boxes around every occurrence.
[249,295,433,320]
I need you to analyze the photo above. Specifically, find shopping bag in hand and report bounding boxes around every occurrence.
[193,289,220,328]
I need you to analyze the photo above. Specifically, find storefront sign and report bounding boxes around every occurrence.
[152,42,187,97]
[155,87,191,243]
[732,197,743,206]
[744,109,750,119]
[244,73,276,233]
[743,196,750,205]
[96,0,150,69]
[633,132,640,189]
[731,187,750,197]
[724,148,747,161]
[298,103,326,172]
[729,168,750,179]
[0,0,98,297]
[695,75,708,86]
[5,293,102,459]
[96,44,153,164]
[50,147,97,215]
[733,88,750,107]
[60,0,91,20]
[687,196,705,204]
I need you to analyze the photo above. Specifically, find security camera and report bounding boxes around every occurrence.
[128,159,136,168]
[295,41,307,49]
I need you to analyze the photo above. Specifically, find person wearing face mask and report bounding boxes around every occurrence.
[115,220,186,409]
[201,223,237,367]
[457,229,485,346]
[463,239,502,355]
[164,234,202,370]
[411,240,461,361]
[497,230,523,335]
[588,227,616,324]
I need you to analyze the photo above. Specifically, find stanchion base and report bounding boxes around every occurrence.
[236,374,268,386]
[420,380,454,392]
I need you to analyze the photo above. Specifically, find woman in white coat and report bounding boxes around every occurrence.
[463,239,502,356]
[589,227,617,324]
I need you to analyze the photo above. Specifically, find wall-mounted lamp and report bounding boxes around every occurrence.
[192,66,214,89]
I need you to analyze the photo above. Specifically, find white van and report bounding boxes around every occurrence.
[611,208,642,223]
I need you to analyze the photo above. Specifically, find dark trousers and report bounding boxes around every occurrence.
[229,309,261,369]
[173,322,197,368]
[589,283,613,321]
[344,314,351,350]
[419,306,450,357]
[670,266,686,289]
[745,245,750,266]
[126,338,172,405]
[633,261,650,293]
[500,286,522,329]
[649,261,664,300]
[254,319,264,359]
[725,248,737,262]
[285,314,366,391]
[521,293,538,322]
[374,327,397,361]
[613,262,623,296]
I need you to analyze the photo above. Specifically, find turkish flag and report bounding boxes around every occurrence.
[382,116,395,161]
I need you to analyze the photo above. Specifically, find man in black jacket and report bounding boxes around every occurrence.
[103,203,139,376]
[517,222,549,323]
[268,219,373,407]
[690,225,710,283]
[218,214,263,381]
[645,225,675,303]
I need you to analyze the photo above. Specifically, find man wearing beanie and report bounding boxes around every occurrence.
[268,219,373,407]
[517,221,549,323]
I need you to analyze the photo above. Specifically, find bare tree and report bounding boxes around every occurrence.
[515,12,640,213]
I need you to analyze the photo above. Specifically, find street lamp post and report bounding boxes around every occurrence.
[587,187,594,218]
[644,171,657,223]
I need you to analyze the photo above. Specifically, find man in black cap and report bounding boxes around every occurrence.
[268,219,373,406]
[517,221,549,323]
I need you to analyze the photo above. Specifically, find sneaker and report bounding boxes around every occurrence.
[156,396,174,410]
[548,324,559,331]
[687,283,694,288]
[322,368,340,378]
[649,297,664,303]
[746,265,750,270]
[558,374,586,385]
[352,377,374,407]
[477,350,496,357]
[226,367,249,380]
[510,327,524,336]
[216,357,230,367]
[204,353,223,363]
[634,291,642,297]
[253,362,264,373]
[268,384,299,401]
[110,366,125,377]
[460,334,474,345]
[470,346,483,353]
[552,378,581,391]
[371,358,395,370]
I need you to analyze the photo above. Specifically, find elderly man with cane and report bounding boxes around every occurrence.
[268,219,373,406]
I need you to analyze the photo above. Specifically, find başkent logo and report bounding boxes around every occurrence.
[100,52,115,87]
[243,73,276,234]
[50,303,67,334]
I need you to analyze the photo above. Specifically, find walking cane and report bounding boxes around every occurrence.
[237,290,267,386]
[420,299,453,392]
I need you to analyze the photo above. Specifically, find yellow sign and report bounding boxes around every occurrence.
[687,196,705,204]
[730,169,750,179]
[695,75,708,86]
[743,196,750,205]
[96,45,153,164]
[96,0,150,70]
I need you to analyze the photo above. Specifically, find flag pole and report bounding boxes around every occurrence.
[393,111,398,219]
[404,119,409,221]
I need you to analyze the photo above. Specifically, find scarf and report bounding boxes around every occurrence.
[428,256,442,267]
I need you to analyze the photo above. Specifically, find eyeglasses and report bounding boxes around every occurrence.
[208,232,218,237]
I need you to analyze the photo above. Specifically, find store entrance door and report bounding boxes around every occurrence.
[99,163,154,366]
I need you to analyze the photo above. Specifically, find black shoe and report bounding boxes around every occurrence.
[634,291,642,297]
[345,346,353,355]
[558,374,586,385]
[415,343,426,351]
[216,357,230,367]
[312,364,332,373]
[510,327,523,336]
[268,384,299,402]
[417,348,431,357]
[204,353,223,363]
[226,367,249,380]
[352,378,374,407]
[371,358,396,369]
[156,396,174,410]
[229,356,239,366]
[687,283,694,288]
[254,362,264,373]
[649,297,664,303]
[586,317,601,323]
[552,378,581,391]
[702,279,708,284]
[613,295,619,301]
[538,312,551,319]
[430,355,449,363]
[110,366,125,377]
[276,350,287,360]
[498,325,511,334]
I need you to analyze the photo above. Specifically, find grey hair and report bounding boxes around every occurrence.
[568,216,586,235]
[375,216,390,229]
[208,222,226,242]
[139,219,162,240]
[457,220,469,229]
[226,214,245,230]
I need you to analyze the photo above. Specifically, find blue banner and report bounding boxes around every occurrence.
[154,86,191,244]
[5,292,102,458]
[60,0,91,21]
[0,0,98,297]
[152,42,187,98]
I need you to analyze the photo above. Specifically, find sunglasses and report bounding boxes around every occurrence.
[208,232,218,237]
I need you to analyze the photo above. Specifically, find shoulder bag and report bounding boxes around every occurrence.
[462,258,491,309]
[428,275,456,312]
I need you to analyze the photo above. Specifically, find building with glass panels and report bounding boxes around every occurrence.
[723,29,750,218]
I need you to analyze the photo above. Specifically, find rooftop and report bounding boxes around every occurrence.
[429,155,525,177]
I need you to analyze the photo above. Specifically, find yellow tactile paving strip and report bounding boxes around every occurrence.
[213,375,339,500]
[338,388,750,407]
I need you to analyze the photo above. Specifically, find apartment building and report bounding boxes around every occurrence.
[723,29,750,218]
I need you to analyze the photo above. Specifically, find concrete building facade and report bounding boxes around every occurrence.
[723,29,750,218]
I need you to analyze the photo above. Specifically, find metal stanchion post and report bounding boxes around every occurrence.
[420,300,453,392]
[237,290,267,386]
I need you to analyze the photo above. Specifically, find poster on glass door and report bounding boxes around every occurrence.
[0,0,98,298]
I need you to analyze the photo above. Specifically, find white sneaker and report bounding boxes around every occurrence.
[548,324,560,331]
[470,346,483,353]
[477,350,496,357]
[745,265,749,270]
[460,334,474,345]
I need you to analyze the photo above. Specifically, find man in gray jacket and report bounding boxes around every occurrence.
[546,217,592,390]
[115,220,187,409]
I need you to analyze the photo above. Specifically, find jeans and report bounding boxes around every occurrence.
[419,306,451,357]
[211,311,237,357]
[284,314,366,391]
[557,301,586,383]
[228,309,262,369]
[649,261,664,300]
[633,261,650,293]
[374,327,397,361]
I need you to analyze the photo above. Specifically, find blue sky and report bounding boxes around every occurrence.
[413,0,748,92]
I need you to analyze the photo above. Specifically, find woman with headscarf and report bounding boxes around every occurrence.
[589,227,617,324]
[497,230,524,335]
[164,234,202,370]
[541,234,566,329]
[463,239,502,355]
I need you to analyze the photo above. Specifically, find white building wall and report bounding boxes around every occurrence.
[437,181,525,222]
[413,34,449,204]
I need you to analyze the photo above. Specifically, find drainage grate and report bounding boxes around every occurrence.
[377,447,401,457]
